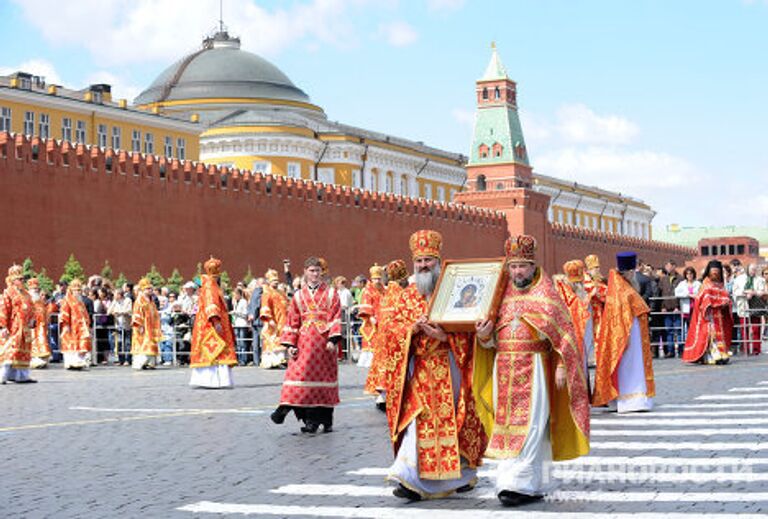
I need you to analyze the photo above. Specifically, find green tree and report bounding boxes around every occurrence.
[220,270,231,292]
[100,260,113,281]
[243,265,254,285]
[166,268,184,294]
[60,254,85,283]
[37,267,55,294]
[115,272,129,289]
[22,257,36,279]
[145,264,165,287]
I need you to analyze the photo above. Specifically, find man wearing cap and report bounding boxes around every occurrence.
[271,256,343,433]
[189,257,238,388]
[131,278,162,370]
[385,230,486,501]
[474,236,590,506]
[59,279,92,370]
[1,265,36,383]
[357,264,386,368]
[553,260,592,383]
[583,254,607,367]
[682,260,733,365]
[259,269,289,369]
[364,259,409,411]
[593,252,655,413]
[27,278,52,369]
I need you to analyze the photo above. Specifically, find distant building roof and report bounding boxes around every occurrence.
[655,225,768,248]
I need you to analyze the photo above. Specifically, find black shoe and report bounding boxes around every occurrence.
[456,483,475,493]
[376,401,386,412]
[498,491,543,507]
[322,424,333,433]
[15,378,38,384]
[300,421,319,434]
[392,484,421,501]
[270,406,289,425]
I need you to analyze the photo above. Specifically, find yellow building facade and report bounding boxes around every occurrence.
[0,72,199,160]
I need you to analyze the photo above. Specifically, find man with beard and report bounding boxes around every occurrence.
[682,260,733,365]
[593,252,655,413]
[27,278,52,369]
[474,236,590,506]
[1,265,36,383]
[385,230,487,501]
[583,254,607,367]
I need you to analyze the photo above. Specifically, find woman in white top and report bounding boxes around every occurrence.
[231,287,251,366]
[675,266,701,327]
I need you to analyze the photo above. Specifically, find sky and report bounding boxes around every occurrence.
[1,0,766,229]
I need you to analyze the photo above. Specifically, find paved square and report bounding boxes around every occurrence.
[2,356,768,517]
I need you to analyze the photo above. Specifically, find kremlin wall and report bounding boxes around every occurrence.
[0,132,693,280]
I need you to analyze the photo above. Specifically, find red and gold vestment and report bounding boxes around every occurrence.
[682,278,733,363]
[554,278,590,362]
[30,296,51,360]
[474,270,590,461]
[0,285,34,368]
[259,285,289,356]
[593,270,655,407]
[364,282,403,395]
[59,290,91,354]
[190,275,237,368]
[358,282,385,352]
[584,274,607,351]
[278,283,342,407]
[131,293,162,356]
[384,284,487,480]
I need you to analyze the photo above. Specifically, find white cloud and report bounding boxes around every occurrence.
[555,103,639,145]
[426,0,465,12]
[450,107,474,128]
[378,20,418,47]
[0,59,63,85]
[10,0,382,63]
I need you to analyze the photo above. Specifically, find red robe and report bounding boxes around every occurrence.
[682,278,733,363]
[384,284,487,480]
[278,283,342,407]
[554,278,590,362]
[358,282,385,352]
[364,282,403,395]
[190,275,237,368]
[59,291,91,353]
[0,285,34,368]
[30,294,51,360]
[131,293,162,356]
[584,274,607,353]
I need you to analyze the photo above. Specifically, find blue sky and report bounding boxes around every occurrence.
[1,0,766,229]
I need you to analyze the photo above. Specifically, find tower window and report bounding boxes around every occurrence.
[476,174,486,191]
[494,87,500,100]
[482,87,488,100]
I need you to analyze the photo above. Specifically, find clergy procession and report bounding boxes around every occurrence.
[2,228,681,509]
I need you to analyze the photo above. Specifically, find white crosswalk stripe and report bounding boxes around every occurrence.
[180,379,768,516]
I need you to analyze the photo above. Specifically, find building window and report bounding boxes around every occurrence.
[317,167,334,185]
[176,138,186,160]
[144,133,154,154]
[701,246,710,256]
[287,162,301,178]
[75,120,86,143]
[0,107,10,132]
[61,117,72,141]
[423,183,433,199]
[164,136,173,158]
[24,111,35,135]
[252,161,271,175]
[494,86,501,100]
[737,244,745,255]
[352,169,362,188]
[97,124,107,148]
[370,170,379,191]
[112,127,121,149]
[400,175,409,196]
[482,87,488,100]
[478,144,489,159]
[39,113,50,139]
[436,186,446,202]
[492,142,503,158]
[131,130,141,152]
[385,172,394,193]
[449,188,456,201]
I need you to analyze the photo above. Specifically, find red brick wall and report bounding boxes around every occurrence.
[0,134,508,281]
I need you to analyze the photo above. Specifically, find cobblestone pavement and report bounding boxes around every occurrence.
[2,354,768,518]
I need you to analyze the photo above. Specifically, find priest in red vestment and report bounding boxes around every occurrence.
[583,254,607,367]
[364,259,409,410]
[189,257,238,388]
[682,260,733,365]
[131,278,162,370]
[1,265,36,383]
[357,264,385,367]
[59,279,92,370]
[27,277,52,369]
[385,230,487,501]
[474,236,590,507]
[271,256,343,433]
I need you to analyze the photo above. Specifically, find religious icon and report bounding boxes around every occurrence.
[428,258,508,332]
